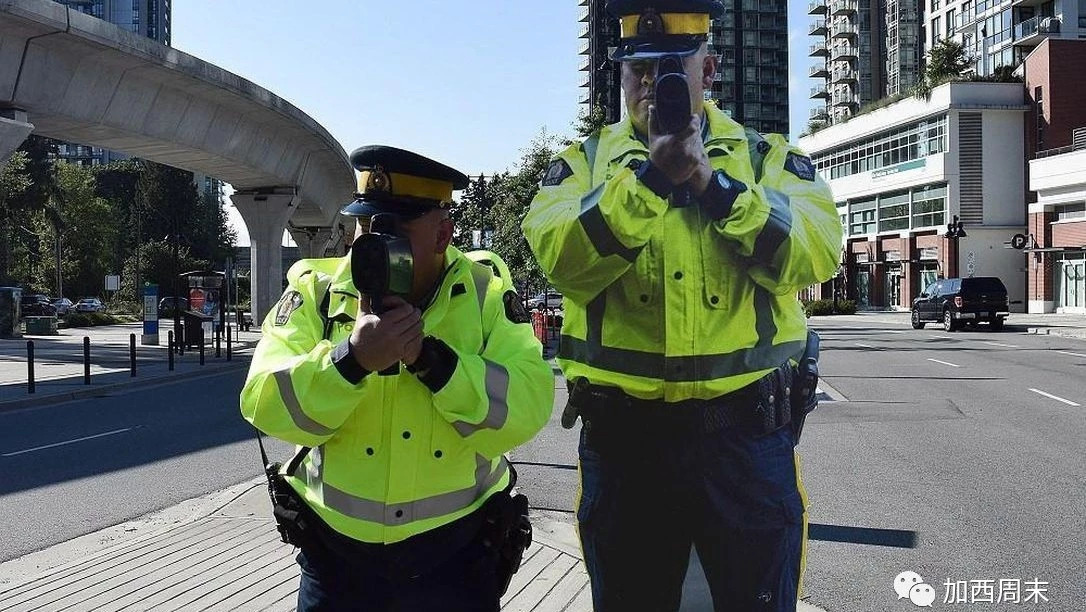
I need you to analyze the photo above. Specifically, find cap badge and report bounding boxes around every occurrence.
[365,167,390,193]
[638,8,665,35]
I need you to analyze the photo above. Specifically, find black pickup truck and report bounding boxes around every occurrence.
[911,277,1010,332]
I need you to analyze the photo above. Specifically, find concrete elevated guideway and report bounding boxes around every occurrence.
[0,0,356,320]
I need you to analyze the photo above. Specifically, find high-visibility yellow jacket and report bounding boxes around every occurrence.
[523,102,842,402]
[240,247,553,544]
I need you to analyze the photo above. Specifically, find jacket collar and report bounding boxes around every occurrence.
[602,101,747,162]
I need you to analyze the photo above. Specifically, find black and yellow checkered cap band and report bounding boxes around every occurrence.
[356,170,453,205]
[620,13,710,39]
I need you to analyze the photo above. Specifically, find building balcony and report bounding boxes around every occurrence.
[579,5,590,22]
[809,42,829,56]
[831,22,858,39]
[810,85,830,99]
[810,63,830,78]
[579,23,590,39]
[808,0,827,14]
[579,74,590,88]
[579,57,591,72]
[830,69,858,84]
[810,106,828,120]
[830,0,856,16]
[809,20,827,35]
[830,45,858,61]
[831,93,858,108]
[1014,15,1062,48]
[1011,0,1048,7]
[579,40,590,55]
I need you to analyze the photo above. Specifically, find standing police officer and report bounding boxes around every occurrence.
[242,146,553,611]
[522,1,843,610]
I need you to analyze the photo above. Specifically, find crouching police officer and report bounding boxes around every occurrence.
[522,1,843,610]
[242,146,554,612]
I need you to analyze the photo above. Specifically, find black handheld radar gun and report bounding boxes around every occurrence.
[350,213,414,374]
[654,55,694,208]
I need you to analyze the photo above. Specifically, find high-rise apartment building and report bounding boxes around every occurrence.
[578,0,790,136]
[930,0,1083,77]
[809,0,919,127]
[52,0,171,167]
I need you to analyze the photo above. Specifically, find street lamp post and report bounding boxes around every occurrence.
[943,215,968,278]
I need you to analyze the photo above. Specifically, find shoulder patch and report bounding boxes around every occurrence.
[541,159,573,187]
[274,290,304,326]
[503,291,531,324]
[784,152,817,182]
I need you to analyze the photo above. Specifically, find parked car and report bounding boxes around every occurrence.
[52,297,74,316]
[20,294,57,317]
[527,291,563,310]
[158,297,190,318]
[74,298,106,313]
[911,276,1009,332]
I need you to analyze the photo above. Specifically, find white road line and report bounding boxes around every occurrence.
[930,335,953,340]
[1028,388,1081,407]
[1057,351,1086,359]
[982,341,1019,348]
[855,342,875,348]
[2,428,134,457]
[927,358,961,368]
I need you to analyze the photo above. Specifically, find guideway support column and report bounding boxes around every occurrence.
[288,226,337,259]
[0,109,34,164]
[232,189,298,324]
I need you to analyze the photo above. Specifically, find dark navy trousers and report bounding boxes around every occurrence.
[576,418,807,612]
[295,533,500,612]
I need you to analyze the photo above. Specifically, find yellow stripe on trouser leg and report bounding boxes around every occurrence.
[795,449,809,601]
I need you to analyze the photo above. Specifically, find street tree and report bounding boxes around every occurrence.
[915,39,972,99]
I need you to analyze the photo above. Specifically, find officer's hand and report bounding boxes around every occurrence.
[648,110,711,190]
[401,329,424,367]
[350,296,423,372]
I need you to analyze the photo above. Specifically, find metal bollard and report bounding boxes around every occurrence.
[83,336,91,385]
[226,325,232,361]
[216,327,221,358]
[27,341,35,394]
[199,338,205,365]
[129,333,137,377]
[168,331,175,371]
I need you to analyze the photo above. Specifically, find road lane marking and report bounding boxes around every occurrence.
[1028,388,1080,407]
[929,335,953,340]
[1057,351,1086,358]
[927,358,961,368]
[982,341,1019,348]
[2,428,134,457]
[855,343,875,348]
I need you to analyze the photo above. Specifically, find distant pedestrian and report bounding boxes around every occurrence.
[522,0,844,610]
[242,146,553,611]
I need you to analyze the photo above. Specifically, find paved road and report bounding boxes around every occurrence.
[801,316,1085,611]
[0,368,287,562]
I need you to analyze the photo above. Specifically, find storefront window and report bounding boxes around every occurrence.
[879,191,910,232]
[912,184,947,228]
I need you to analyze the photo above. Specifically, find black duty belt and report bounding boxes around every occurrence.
[566,364,797,438]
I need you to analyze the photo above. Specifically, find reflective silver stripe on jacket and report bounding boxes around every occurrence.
[320,454,508,526]
[752,187,793,263]
[273,368,335,437]
[451,360,510,437]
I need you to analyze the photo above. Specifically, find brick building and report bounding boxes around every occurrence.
[1022,39,1086,313]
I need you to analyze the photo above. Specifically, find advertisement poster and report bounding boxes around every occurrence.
[142,284,158,345]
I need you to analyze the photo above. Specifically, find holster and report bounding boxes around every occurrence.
[264,447,320,551]
[480,464,533,596]
[789,330,821,444]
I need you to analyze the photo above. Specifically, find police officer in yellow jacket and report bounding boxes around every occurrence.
[522,1,843,610]
[242,146,553,611]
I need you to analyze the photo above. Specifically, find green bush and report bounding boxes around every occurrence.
[106,299,142,316]
[804,299,857,316]
[61,312,123,327]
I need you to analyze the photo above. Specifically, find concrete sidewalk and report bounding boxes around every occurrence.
[814,309,1086,339]
[0,322,262,411]
[0,479,595,612]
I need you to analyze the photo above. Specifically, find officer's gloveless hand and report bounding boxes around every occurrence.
[349,295,423,372]
[647,109,713,197]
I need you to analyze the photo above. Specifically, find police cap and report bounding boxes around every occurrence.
[340,145,469,219]
[606,0,725,61]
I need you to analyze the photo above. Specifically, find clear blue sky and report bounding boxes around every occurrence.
[172,0,815,243]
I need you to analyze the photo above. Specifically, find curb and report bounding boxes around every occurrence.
[0,357,251,413]
[1026,327,1086,340]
